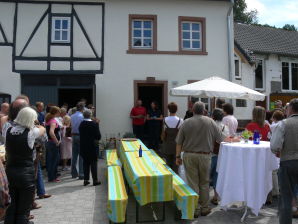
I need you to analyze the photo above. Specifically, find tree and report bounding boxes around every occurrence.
[282,24,297,31]
[233,0,258,24]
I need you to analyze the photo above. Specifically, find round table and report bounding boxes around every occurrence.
[216,141,279,221]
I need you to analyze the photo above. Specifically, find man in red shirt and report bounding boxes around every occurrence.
[130,100,146,140]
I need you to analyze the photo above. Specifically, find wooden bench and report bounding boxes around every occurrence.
[165,165,199,220]
[106,149,122,167]
[107,166,128,223]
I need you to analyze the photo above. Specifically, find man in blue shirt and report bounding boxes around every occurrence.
[71,102,85,179]
[36,102,45,125]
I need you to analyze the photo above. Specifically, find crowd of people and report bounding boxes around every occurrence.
[0,96,101,224]
[130,98,298,222]
[0,94,297,223]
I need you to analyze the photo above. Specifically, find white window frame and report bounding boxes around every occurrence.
[282,61,298,92]
[51,17,71,43]
[234,54,242,79]
[236,99,247,108]
[255,59,265,91]
[131,19,153,49]
[181,21,202,51]
[190,96,211,111]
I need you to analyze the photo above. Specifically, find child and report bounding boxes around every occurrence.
[60,115,72,171]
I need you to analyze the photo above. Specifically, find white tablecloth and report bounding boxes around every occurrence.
[216,141,279,215]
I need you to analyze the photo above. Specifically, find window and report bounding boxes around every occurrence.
[52,17,71,43]
[255,60,264,89]
[181,22,201,50]
[128,15,157,52]
[236,99,247,107]
[132,20,153,48]
[234,54,241,79]
[179,17,206,54]
[282,62,298,91]
[190,96,210,111]
[282,62,289,90]
[292,63,298,90]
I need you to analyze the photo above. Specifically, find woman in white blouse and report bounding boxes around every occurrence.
[4,107,45,224]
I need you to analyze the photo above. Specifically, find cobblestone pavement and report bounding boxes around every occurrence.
[30,160,298,224]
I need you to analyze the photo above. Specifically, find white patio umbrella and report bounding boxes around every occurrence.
[170,76,265,101]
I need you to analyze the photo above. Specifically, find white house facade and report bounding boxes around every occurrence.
[234,23,298,124]
[0,0,234,136]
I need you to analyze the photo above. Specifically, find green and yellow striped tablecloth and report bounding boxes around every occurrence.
[106,149,122,167]
[107,166,128,223]
[148,149,166,165]
[120,139,149,152]
[165,165,199,220]
[119,140,173,206]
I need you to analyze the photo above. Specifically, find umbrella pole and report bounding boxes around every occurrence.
[212,97,216,111]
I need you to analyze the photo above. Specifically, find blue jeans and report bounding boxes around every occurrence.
[46,141,59,181]
[71,136,84,178]
[278,160,298,224]
[36,162,45,196]
[210,155,218,189]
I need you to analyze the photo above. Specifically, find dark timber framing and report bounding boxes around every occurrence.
[19,6,50,57]
[0,22,8,44]
[73,9,99,59]
[47,3,52,70]
[0,0,104,74]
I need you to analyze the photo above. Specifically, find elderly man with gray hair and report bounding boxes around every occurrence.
[79,109,101,186]
[176,102,236,217]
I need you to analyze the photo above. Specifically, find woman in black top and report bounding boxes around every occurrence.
[5,107,45,224]
[146,101,163,151]
[45,106,61,182]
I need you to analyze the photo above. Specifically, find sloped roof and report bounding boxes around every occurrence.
[234,23,298,58]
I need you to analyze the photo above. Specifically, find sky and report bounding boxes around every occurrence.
[245,0,298,28]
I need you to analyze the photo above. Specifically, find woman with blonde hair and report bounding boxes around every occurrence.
[246,106,270,141]
[60,115,72,171]
[4,107,45,224]
[45,106,61,182]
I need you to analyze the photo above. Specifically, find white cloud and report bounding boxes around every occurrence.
[244,0,298,27]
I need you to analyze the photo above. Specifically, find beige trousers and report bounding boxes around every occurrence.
[183,152,211,212]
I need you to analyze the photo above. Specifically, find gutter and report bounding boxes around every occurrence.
[227,0,234,82]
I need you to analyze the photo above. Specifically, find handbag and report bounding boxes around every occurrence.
[213,125,225,155]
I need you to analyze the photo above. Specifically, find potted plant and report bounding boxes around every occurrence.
[242,130,253,143]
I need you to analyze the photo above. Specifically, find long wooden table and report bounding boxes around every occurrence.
[119,140,173,206]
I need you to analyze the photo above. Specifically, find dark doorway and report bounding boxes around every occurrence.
[58,88,93,108]
[138,85,163,113]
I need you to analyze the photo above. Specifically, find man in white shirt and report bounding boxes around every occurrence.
[222,103,238,136]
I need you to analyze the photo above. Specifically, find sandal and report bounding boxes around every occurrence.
[28,215,34,220]
[32,202,42,210]
[211,197,219,205]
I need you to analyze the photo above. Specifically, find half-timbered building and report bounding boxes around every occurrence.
[0,0,234,135]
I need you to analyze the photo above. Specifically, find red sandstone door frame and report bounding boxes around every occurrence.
[134,79,168,116]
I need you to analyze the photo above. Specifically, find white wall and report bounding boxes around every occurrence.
[0,47,20,100]
[97,0,231,135]
[233,56,255,121]
[0,2,20,100]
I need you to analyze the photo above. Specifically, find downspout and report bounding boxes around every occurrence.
[227,0,234,82]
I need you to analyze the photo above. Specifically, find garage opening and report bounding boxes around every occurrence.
[58,88,93,108]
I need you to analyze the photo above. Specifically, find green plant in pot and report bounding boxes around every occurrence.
[242,130,253,143]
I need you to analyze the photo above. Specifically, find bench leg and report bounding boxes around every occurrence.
[136,201,166,223]
[174,206,182,220]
